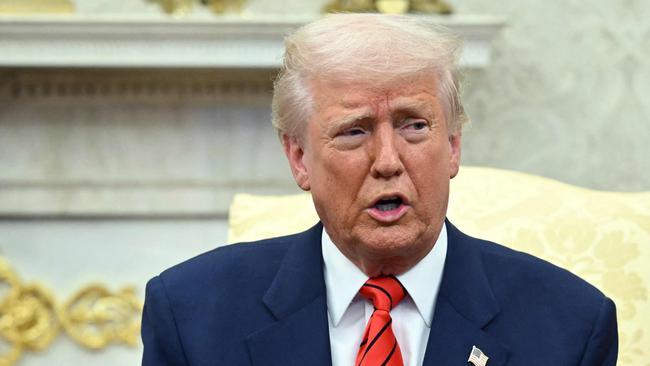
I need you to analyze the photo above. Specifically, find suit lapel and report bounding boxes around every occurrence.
[422,221,510,366]
[245,221,510,366]
[423,297,508,366]
[246,223,332,366]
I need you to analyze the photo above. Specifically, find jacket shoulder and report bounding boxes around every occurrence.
[468,235,617,364]
[142,230,314,364]
[157,232,298,296]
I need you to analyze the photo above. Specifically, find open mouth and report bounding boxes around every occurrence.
[367,194,409,223]
[374,196,403,212]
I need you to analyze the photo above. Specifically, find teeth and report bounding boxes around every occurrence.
[374,196,403,212]
[377,202,399,211]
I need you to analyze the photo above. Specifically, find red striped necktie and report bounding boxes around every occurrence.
[355,275,407,366]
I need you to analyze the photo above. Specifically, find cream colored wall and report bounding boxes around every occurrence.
[456,0,650,191]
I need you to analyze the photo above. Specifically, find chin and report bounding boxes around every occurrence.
[356,225,423,256]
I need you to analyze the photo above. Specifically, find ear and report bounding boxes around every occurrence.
[282,134,311,191]
[448,132,462,179]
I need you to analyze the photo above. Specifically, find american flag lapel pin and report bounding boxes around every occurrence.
[468,345,489,366]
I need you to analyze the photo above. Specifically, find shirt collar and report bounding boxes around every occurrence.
[396,224,447,327]
[322,223,448,327]
[322,228,368,327]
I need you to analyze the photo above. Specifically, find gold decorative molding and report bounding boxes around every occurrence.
[60,286,141,349]
[324,0,453,14]
[0,0,74,14]
[148,0,247,15]
[148,0,193,15]
[203,0,246,14]
[0,258,142,366]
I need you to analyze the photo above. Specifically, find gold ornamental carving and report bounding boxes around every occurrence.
[0,258,142,366]
[0,0,74,14]
[149,0,246,15]
[324,0,453,14]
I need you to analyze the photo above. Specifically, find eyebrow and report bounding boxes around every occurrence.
[326,112,374,134]
[390,100,436,119]
[324,99,439,134]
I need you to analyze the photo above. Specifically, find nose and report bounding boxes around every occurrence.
[370,124,404,179]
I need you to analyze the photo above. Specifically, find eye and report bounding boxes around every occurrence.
[402,119,429,132]
[332,126,366,150]
[408,121,428,130]
[339,127,366,137]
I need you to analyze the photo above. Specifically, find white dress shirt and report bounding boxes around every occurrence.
[322,224,448,366]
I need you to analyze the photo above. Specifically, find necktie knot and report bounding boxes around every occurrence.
[359,275,406,312]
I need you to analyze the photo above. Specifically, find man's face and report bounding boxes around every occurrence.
[284,75,461,275]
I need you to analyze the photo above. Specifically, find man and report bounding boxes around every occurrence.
[142,14,617,366]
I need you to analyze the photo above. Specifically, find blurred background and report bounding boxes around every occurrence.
[0,0,648,365]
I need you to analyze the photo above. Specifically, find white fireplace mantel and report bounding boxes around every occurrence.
[0,14,505,218]
[0,14,505,68]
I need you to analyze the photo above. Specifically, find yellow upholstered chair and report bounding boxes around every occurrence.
[229,166,650,366]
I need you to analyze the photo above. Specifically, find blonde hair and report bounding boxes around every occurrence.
[272,13,468,138]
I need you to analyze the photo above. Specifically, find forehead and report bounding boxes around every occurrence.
[309,74,442,118]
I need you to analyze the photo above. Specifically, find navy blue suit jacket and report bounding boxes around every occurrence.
[141,221,617,365]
